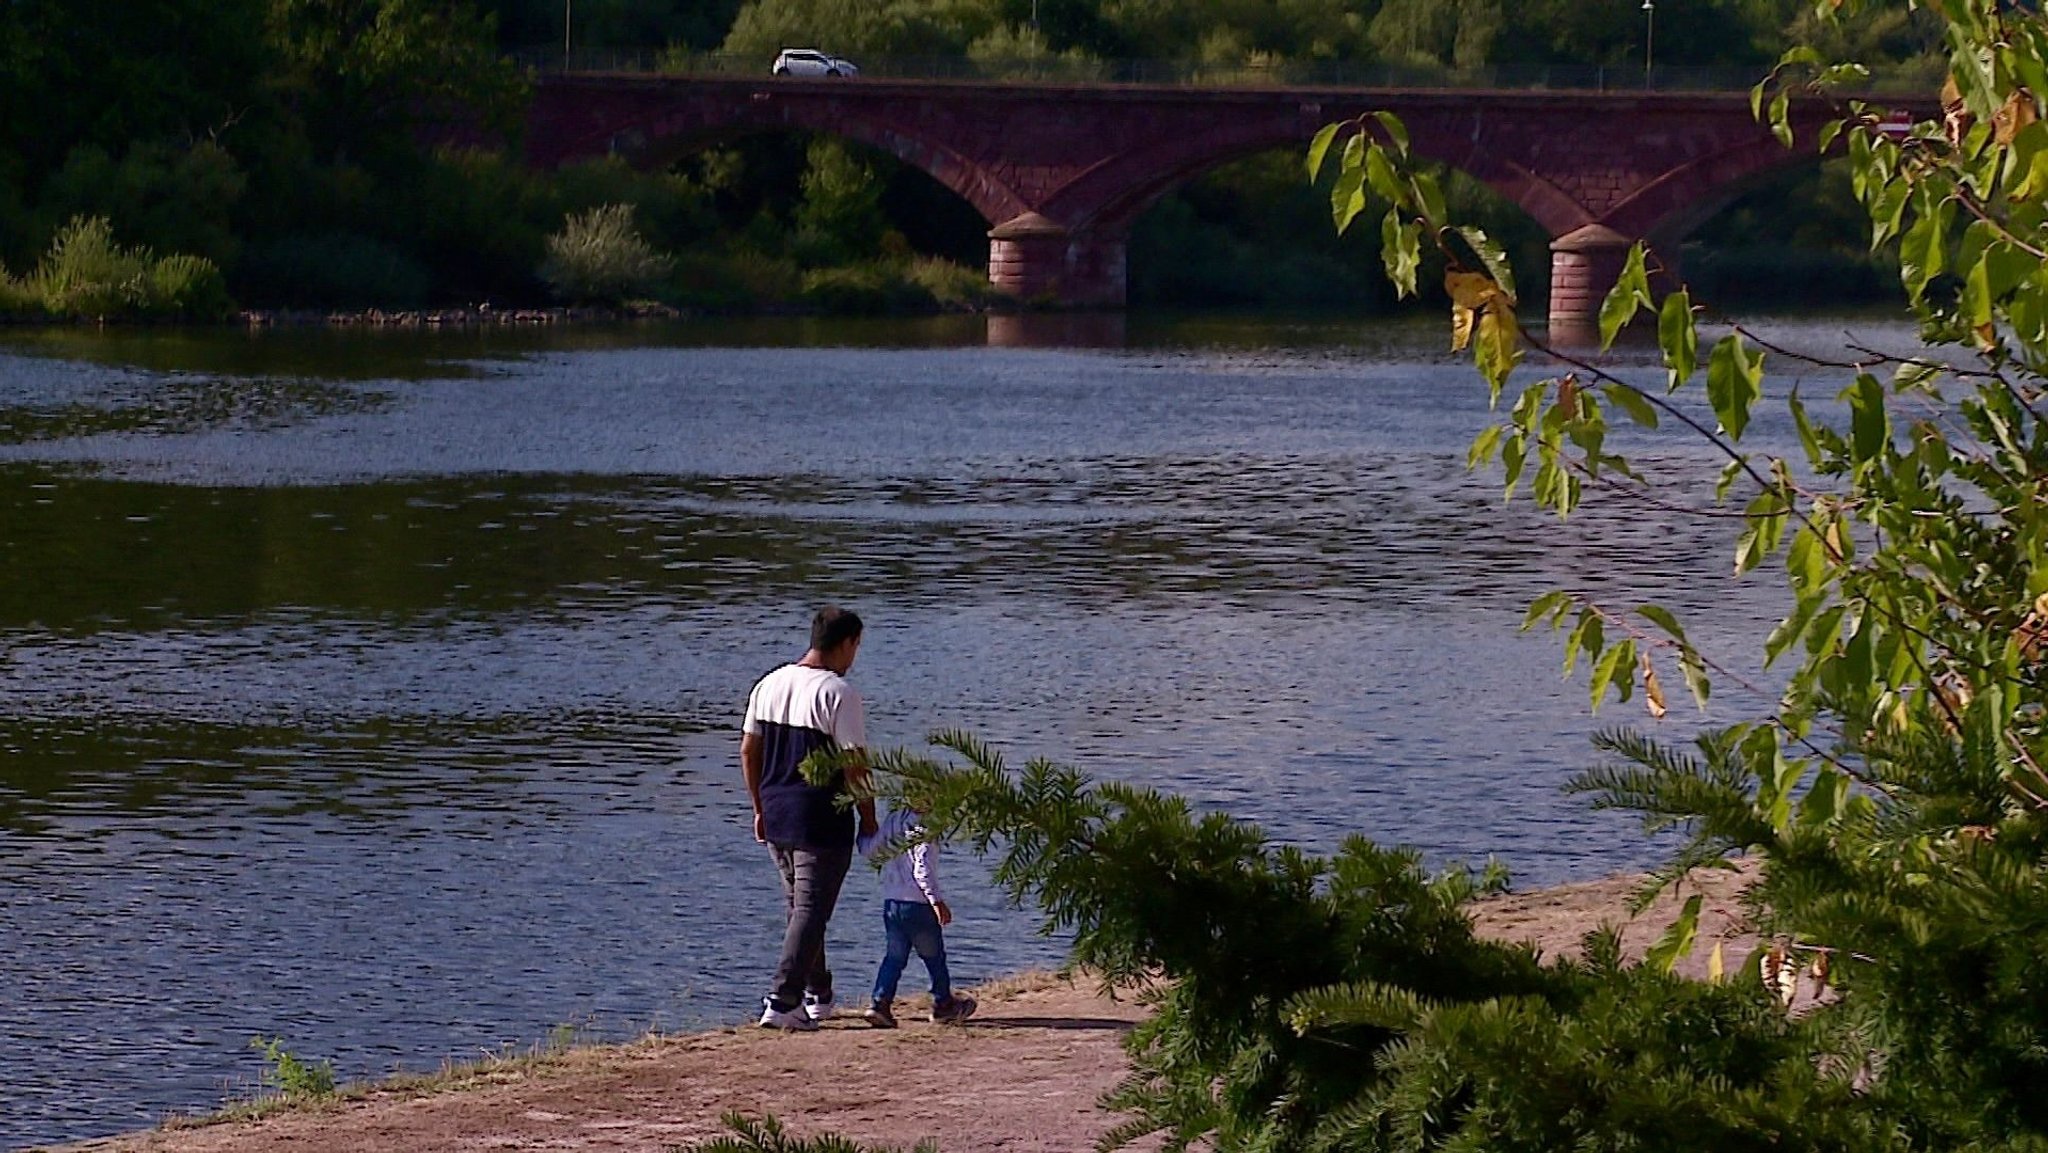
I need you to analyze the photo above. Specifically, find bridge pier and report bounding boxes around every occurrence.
[988,213,1127,307]
[1547,224,1634,347]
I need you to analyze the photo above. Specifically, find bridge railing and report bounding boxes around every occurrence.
[518,48,1942,96]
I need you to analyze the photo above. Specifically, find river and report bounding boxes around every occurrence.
[0,310,1911,1147]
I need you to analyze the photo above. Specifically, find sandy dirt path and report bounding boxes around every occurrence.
[55,863,1760,1153]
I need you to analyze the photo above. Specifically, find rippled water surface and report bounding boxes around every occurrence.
[0,312,1912,1147]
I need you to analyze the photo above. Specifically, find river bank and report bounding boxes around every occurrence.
[49,864,1761,1153]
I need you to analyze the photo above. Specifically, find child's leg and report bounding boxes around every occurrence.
[905,905,952,1002]
[872,901,915,1003]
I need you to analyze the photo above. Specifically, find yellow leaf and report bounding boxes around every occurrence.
[1446,270,1498,309]
[1557,372,1579,420]
[1641,652,1668,719]
[1808,951,1831,998]
[1994,88,2038,145]
[1708,940,1725,983]
[1446,270,1498,353]
[1451,299,1476,352]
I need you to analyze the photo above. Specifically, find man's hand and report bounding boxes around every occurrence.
[753,811,766,844]
[933,900,953,926]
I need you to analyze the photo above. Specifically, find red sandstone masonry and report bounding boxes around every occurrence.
[522,76,1938,320]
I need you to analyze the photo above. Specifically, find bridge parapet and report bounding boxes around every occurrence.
[523,48,1938,97]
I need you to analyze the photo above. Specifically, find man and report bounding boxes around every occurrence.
[741,605,878,1031]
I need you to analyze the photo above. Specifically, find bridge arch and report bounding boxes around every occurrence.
[527,75,1931,337]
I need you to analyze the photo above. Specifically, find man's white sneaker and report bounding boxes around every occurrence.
[759,999,820,1031]
[803,994,837,1022]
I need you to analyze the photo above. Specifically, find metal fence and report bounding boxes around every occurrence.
[517,48,1941,96]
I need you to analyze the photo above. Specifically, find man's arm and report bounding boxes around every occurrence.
[846,753,878,840]
[740,730,766,843]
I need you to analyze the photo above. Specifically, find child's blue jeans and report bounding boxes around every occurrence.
[873,899,950,1003]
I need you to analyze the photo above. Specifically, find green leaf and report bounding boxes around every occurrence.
[1467,423,1504,470]
[1644,894,1702,973]
[1898,196,1949,303]
[1715,457,1747,503]
[1658,290,1697,392]
[1371,110,1410,159]
[1564,609,1604,676]
[1680,648,1711,708]
[1330,166,1366,234]
[1522,590,1574,630]
[1601,383,1658,428]
[1381,210,1421,298]
[1597,245,1653,349]
[1706,333,1764,441]
[1799,767,1849,828]
[1789,392,1824,470]
[1848,373,1889,464]
[1770,88,1793,147]
[1767,592,1826,667]
[1636,604,1688,644]
[1306,122,1341,182]
[1454,225,1517,304]
[1364,143,1402,205]
[1590,637,1635,709]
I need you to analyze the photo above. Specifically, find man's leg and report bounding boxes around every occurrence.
[767,841,852,1012]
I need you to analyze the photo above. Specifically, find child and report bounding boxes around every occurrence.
[856,804,977,1027]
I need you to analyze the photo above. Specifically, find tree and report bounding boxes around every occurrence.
[264,0,525,162]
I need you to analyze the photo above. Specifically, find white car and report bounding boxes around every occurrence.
[772,48,859,77]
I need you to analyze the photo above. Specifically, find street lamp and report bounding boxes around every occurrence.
[1641,0,1655,88]
[564,0,572,69]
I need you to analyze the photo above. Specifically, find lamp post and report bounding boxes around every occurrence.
[563,0,572,70]
[1641,0,1654,88]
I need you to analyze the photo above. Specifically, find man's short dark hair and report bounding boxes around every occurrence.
[811,605,864,651]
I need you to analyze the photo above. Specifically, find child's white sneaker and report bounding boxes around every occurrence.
[759,998,820,1031]
[803,993,837,1022]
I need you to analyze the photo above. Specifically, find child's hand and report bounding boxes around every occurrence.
[933,900,953,926]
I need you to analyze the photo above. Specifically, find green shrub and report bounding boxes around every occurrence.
[249,1035,335,1099]
[27,215,150,317]
[798,263,936,314]
[538,203,674,304]
[905,256,1000,309]
[0,268,35,316]
[144,253,232,319]
[666,248,802,310]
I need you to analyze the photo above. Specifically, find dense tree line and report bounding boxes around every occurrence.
[0,0,1945,316]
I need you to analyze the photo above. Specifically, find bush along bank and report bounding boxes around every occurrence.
[0,216,231,323]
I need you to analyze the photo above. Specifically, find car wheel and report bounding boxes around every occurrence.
[826,68,842,77]
[774,67,789,75]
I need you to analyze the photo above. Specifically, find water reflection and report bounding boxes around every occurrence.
[0,314,1898,1148]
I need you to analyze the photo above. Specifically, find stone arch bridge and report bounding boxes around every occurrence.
[525,74,1917,337]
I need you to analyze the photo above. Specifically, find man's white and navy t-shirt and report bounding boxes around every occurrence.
[744,663,866,851]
